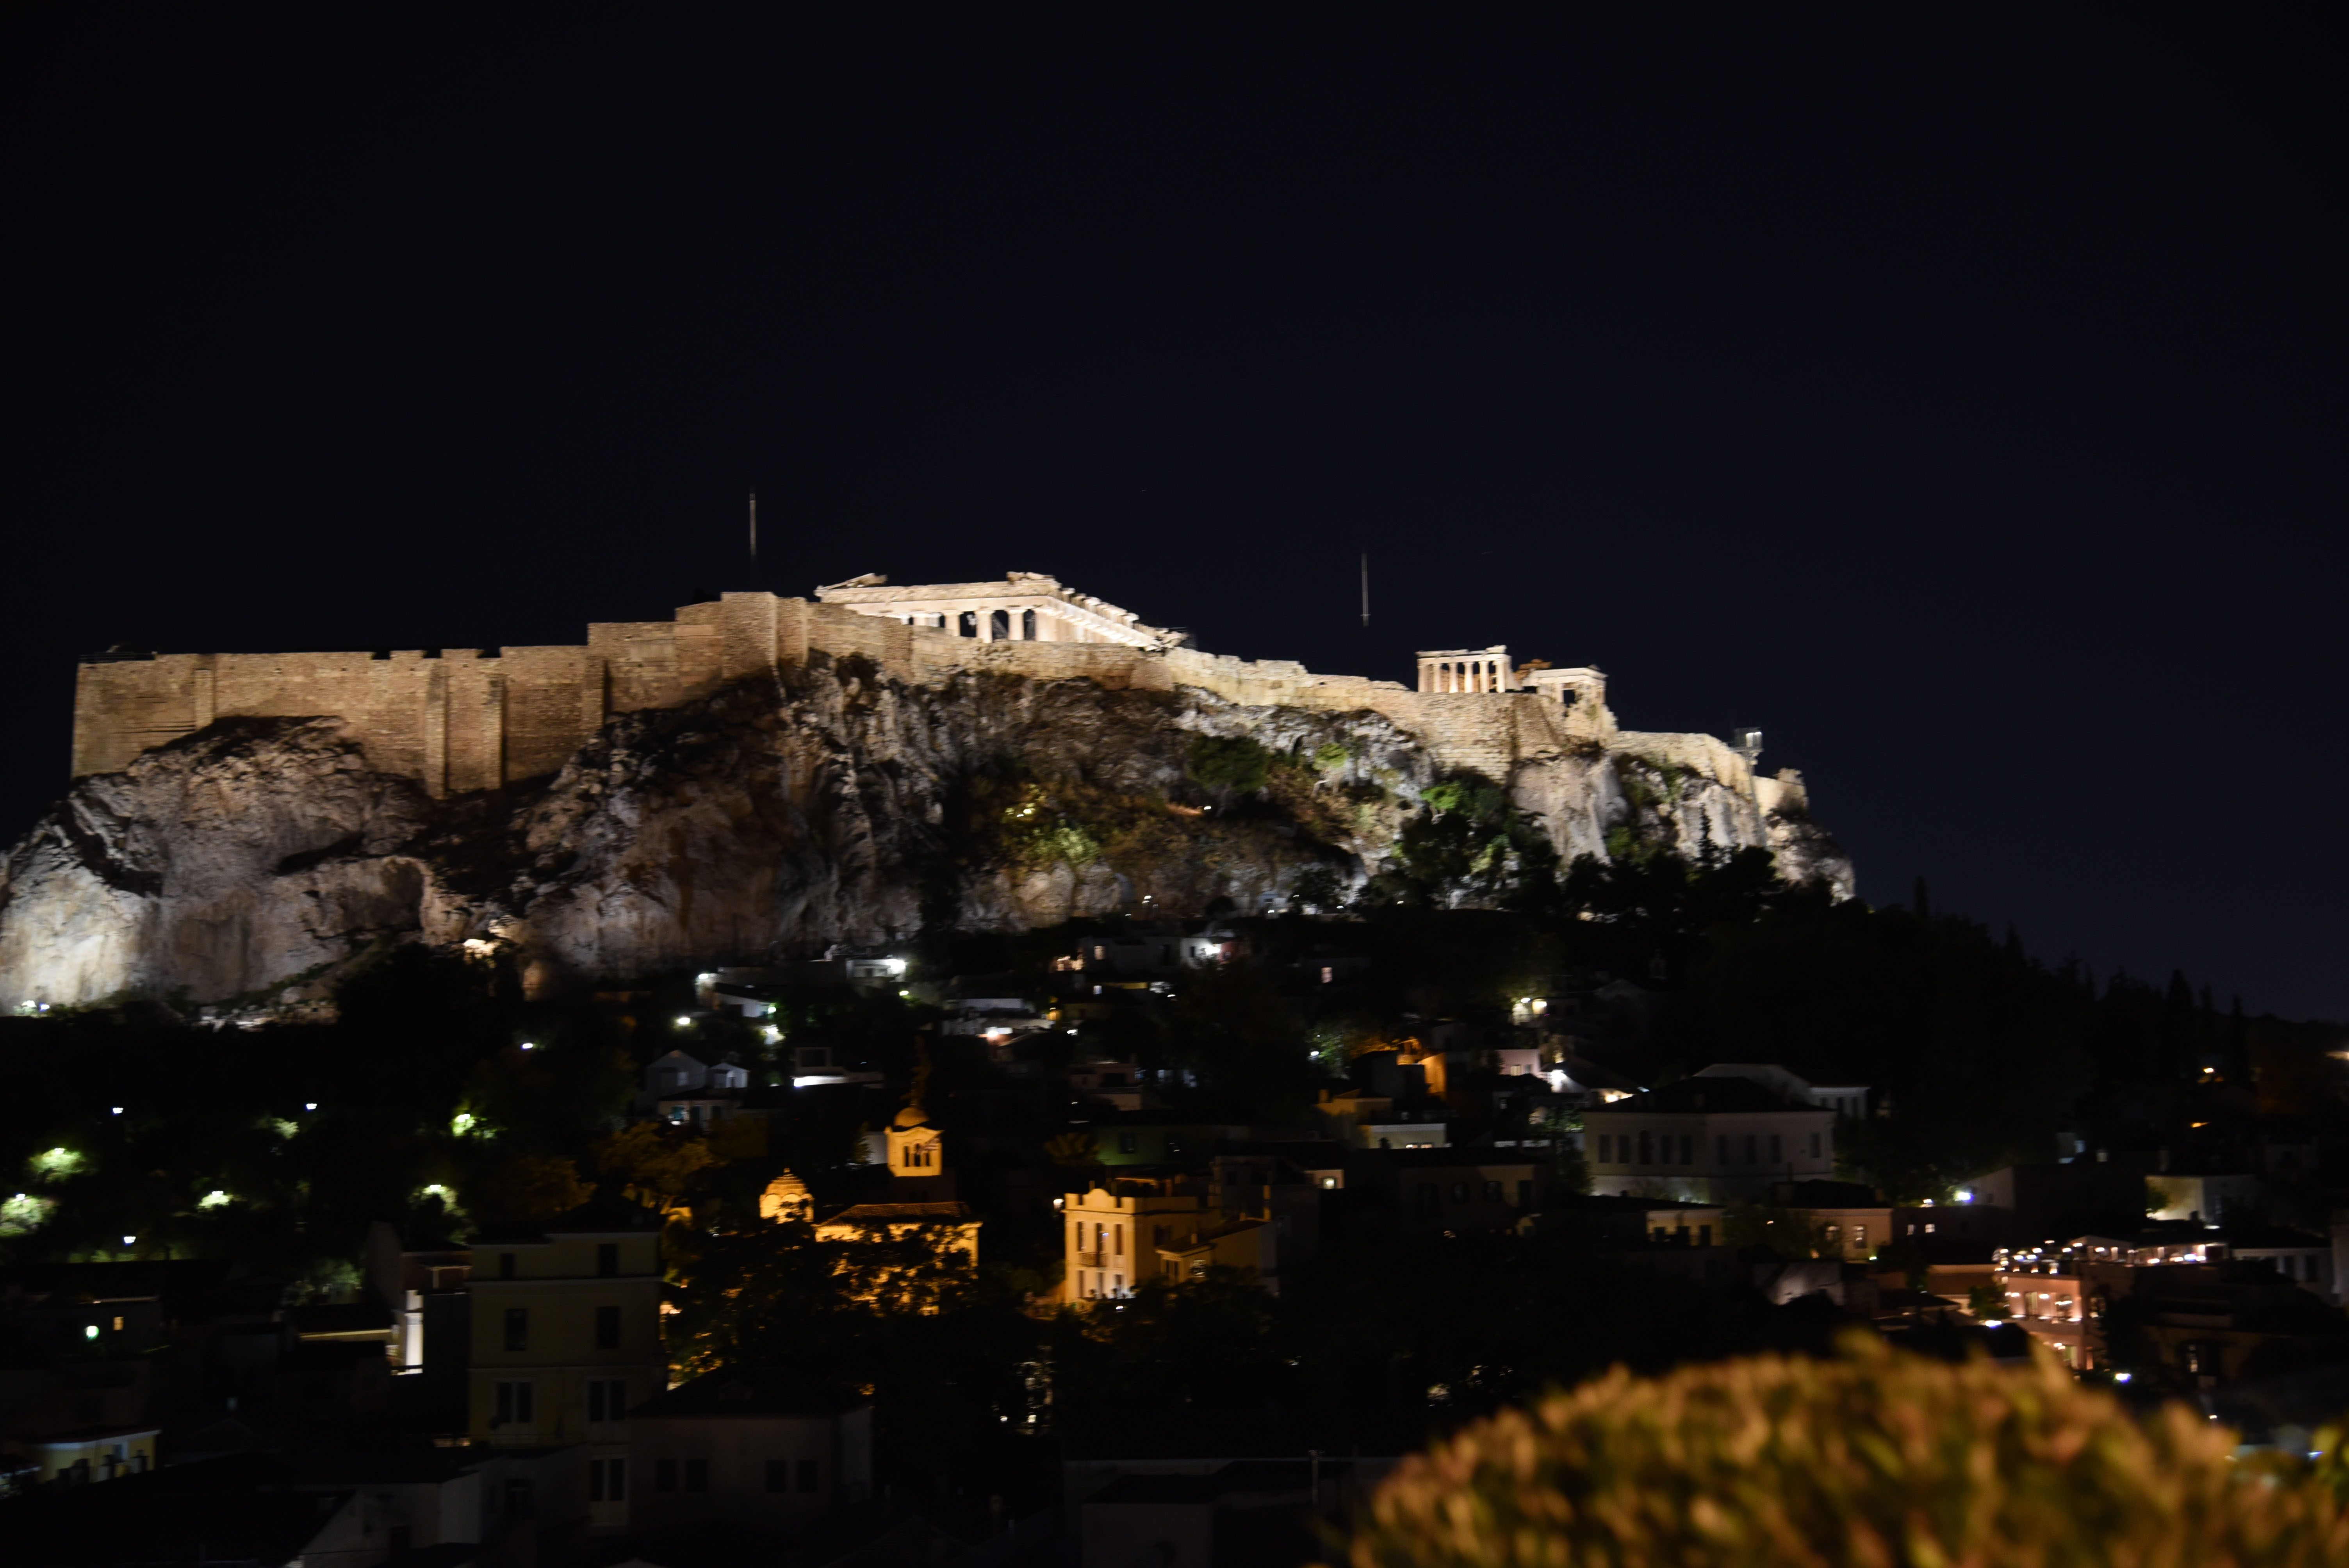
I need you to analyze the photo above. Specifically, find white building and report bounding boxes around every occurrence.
[1584,1066,1845,1203]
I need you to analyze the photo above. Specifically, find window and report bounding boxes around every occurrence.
[656,1457,678,1492]
[1809,1132,1821,1159]
[1450,1181,1470,1202]
[506,1478,533,1516]
[492,1379,535,1427]
[767,1458,790,1493]
[1414,1183,1438,1215]
[1744,1135,1757,1164]
[588,1378,627,1422]
[1638,1131,1653,1165]
[1679,1135,1693,1165]
[686,1458,709,1493]
[1483,1181,1502,1203]
[1117,1132,1138,1155]
[1113,1225,1123,1257]
[1854,1224,1867,1249]
[499,1252,516,1280]
[505,1307,529,1351]
[1022,609,1037,640]
[1597,1134,1612,1162]
[1517,1180,1534,1208]
[589,1458,626,1502]
[1769,1135,1783,1164]
[798,1457,823,1493]
[595,1305,622,1349]
[598,1242,620,1278]
[1717,1135,1729,1165]
[1698,1225,1712,1247]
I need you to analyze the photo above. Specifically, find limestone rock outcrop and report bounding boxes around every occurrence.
[0,661,1852,1010]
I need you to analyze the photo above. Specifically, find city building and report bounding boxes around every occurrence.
[465,1201,665,1532]
[1584,1067,1840,1201]
[627,1367,873,1536]
[1339,1147,1544,1238]
[1060,1174,1275,1301]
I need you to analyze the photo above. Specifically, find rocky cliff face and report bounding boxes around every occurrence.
[0,659,1852,1010]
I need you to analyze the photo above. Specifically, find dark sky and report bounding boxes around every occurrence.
[9,11,2343,1017]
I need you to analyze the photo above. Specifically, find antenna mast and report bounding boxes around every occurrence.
[1360,552,1369,627]
[749,492,757,561]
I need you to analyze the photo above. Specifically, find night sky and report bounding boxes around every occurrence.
[9,11,2343,1017]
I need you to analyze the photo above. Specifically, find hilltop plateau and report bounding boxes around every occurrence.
[0,652,1847,1011]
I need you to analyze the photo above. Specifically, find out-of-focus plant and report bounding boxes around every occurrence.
[1337,1333,2349,1568]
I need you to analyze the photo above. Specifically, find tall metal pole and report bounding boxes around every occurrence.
[749,493,758,561]
[1360,553,1369,627]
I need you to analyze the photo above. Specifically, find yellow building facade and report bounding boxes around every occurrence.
[1059,1176,1272,1301]
[466,1210,665,1527]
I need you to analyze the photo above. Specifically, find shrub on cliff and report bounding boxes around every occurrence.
[1339,1334,2349,1568]
[1185,733,1273,802]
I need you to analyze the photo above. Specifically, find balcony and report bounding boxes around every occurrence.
[1074,1250,1108,1268]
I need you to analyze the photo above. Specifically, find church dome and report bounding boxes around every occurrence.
[892,1103,929,1130]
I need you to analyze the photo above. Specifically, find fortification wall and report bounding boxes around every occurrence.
[1610,730,1756,795]
[71,588,1734,802]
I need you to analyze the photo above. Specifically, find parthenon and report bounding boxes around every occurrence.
[814,572,1184,650]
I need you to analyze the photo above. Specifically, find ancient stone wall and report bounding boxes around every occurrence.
[70,588,1750,801]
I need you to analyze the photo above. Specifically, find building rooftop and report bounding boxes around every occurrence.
[467,1193,664,1244]
[1347,1146,1541,1171]
[1592,1076,1816,1115]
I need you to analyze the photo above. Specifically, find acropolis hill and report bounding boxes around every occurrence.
[6,573,1849,1009]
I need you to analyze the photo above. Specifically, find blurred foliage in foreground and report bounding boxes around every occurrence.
[1340,1333,2349,1568]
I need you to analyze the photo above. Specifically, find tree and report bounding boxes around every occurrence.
[592,1122,720,1212]
[468,1153,593,1221]
[1044,1132,1101,1170]
[668,1222,993,1377]
[1877,1237,1930,1294]
[1051,1269,1282,1409]
[1722,1202,1834,1260]
[1340,1334,2349,1568]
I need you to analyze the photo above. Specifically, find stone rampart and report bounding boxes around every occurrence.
[71,589,1736,800]
[1610,730,1757,796]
